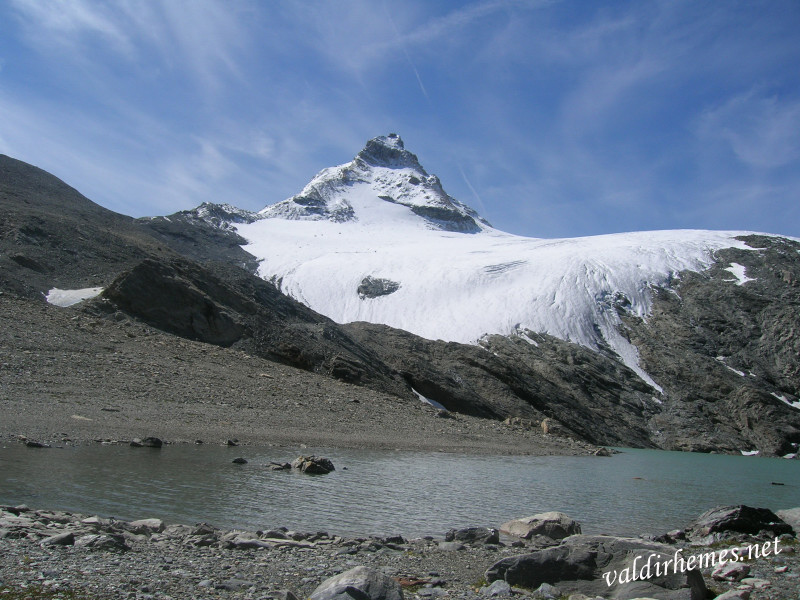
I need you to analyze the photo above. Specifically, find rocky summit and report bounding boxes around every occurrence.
[1,136,800,456]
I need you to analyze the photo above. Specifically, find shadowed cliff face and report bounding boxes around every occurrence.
[624,235,800,455]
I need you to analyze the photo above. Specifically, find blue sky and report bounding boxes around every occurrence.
[1,0,799,239]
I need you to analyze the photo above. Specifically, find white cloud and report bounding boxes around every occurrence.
[698,90,800,169]
[10,0,250,91]
[10,0,134,56]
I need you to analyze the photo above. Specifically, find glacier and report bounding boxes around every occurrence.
[234,135,759,391]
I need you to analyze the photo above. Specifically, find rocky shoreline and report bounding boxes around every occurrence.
[1,504,798,600]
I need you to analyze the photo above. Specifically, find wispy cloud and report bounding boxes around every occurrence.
[10,0,250,91]
[698,90,800,170]
[10,0,133,54]
[1,0,799,238]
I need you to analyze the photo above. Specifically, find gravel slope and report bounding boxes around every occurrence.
[0,294,598,456]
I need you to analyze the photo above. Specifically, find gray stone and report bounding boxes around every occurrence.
[128,518,165,534]
[215,579,255,591]
[712,591,750,600]
[712,561,750,582]
[500,512,582,540]
[445,527,499,545]
[266,590,300,600]
[141,436,163,448]
[232,457,248,464]
[74,533,130,551]
[437,541,466,551]
[309,566,403,600]
[775,507,800,534]
[740,578,770,589]
[532,582,561,599]
[416,588,446,598]
[40,531,75,546]
[486,535,706,600]
[481,580,511,597]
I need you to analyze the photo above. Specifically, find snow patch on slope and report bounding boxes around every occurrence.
[725,263,755,285]
[46,287,103,307]
[773,392,800,410]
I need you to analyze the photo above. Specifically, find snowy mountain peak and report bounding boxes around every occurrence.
[258,134,491,233]
[355,133,423,171]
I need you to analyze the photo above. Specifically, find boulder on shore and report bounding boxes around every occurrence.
[499,511,581,540]
[775,507,800,534]
[309,565,403,600]
[444,527,499,545]
[486,534,706,600]
[684,505,793,541]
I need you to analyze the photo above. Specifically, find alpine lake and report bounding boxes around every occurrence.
[1,443,798,538]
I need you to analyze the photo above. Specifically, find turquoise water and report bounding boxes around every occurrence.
[0,443,797,538]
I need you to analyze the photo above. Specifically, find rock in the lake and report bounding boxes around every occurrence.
[445,527,499,545]
[232,457,248,464]
[310,565,403,600]
[269,461,292,471]
[292,455,335,475]
[486,535,706,600]
[685,505,793,540]
[132,436,163,448]
[24,440,50,448]
[500,511,582,540]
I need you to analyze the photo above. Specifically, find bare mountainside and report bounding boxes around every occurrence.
[1,148,799,456]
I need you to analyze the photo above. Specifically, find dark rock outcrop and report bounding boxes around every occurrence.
[684,505,794,540]
[100,257,410,398]
[624,235,800,455]
[486,535,706,599]
[358,277,400,299]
